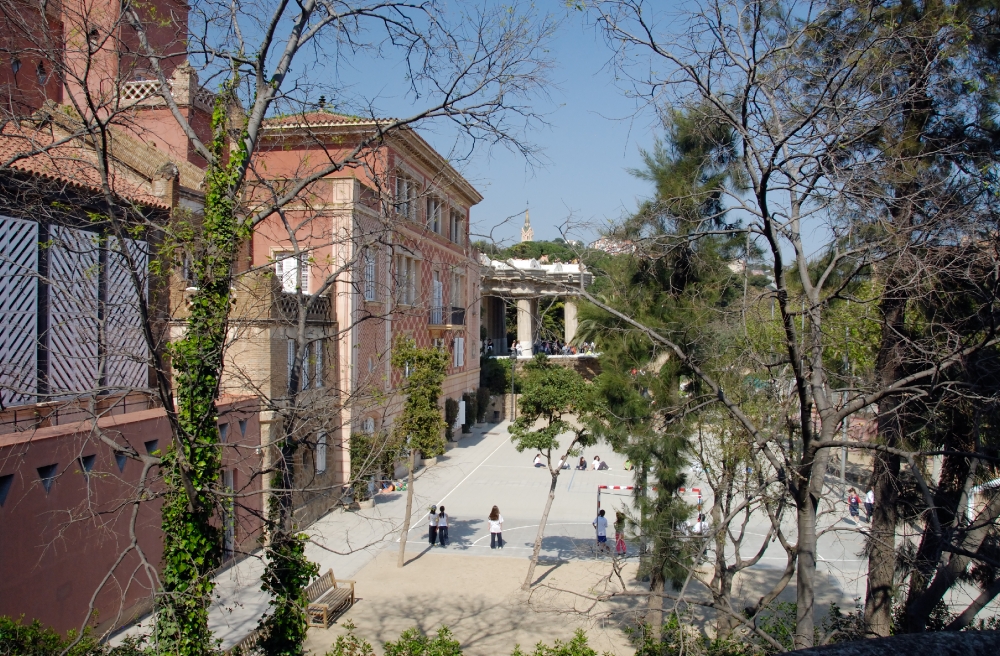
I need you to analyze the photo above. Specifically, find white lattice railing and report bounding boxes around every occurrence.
[119,79,215,112]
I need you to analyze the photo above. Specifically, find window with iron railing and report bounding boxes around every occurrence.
[363,250,376,301]
[430,271,443,325]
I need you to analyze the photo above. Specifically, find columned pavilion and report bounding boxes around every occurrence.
[480,255,592,355]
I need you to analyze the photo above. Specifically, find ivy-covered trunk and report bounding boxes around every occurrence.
[157,95,251,655]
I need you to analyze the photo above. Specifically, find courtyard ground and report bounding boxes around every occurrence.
[303,550,643,655]
[113,418,874,652]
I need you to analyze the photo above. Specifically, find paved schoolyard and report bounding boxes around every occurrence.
[114,419,880,652]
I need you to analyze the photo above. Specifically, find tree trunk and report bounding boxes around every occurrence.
[522,471,558,590]
[397,451,416,568]
[647,567,664,642]
[795,496,818,649]
[713,567,736,638]
[864,433,901,636]
[901,414,974,632]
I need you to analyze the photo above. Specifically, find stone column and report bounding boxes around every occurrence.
[517,297,535,350]
[564,298,578,345]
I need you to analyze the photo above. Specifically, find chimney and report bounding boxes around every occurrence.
[152,162,180,209]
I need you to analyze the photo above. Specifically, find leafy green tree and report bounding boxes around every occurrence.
[510,354,595,590]
[579,102,747,642]
[510,629,600,656]
[392,337,449,568]
[384,627,463,656]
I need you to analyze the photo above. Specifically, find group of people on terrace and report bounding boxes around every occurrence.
[504,339,597,357]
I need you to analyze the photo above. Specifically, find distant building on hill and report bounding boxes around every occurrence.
[589,237,636,255]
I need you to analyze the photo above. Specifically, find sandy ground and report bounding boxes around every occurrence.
[304,550,647,655]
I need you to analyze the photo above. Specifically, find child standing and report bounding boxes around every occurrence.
[593,509,609,554]
[428,505,439,546]
[488,505,504,549]
[614,511,627,556]
[437,506,449,547]
[847,489,860,521]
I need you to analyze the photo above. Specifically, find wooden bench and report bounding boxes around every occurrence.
[226,627,262,655]
[306,569,356,628]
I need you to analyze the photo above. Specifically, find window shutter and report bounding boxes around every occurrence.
[316,432,327,473]
[0,216,38,406]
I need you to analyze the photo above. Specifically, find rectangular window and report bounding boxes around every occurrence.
[313,340,323,388]
[316,432,327,473]
[395,174,417,221]
[454,337,465,368]
[222,469,235,559]
[274,251,308,294]
[363,250,376,301]
[396,255,417,305]
[450,272,463,307]
[449,210,464,244]
[427,197,442,233]
[431,271,443,325]
[362,418,375,435]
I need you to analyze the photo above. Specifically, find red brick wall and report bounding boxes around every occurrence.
[0,398,262,636]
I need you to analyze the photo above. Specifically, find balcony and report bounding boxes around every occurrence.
[275,293,332,323]
[428,306,466,328]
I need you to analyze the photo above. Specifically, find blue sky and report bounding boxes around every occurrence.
[316,6,663,249]
[451,13,662,249]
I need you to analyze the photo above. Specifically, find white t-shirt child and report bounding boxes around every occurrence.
[594,515,608,537]
[428,511,439,527]
[489,515,503,533]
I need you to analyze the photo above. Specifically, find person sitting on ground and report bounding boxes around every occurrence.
[592,455,601,470]
[623,459,633,471]
[533,453,544,467]
[577,457,588,470]
[597,459,610,470]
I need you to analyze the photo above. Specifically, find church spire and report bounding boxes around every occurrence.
[520,204,534,242]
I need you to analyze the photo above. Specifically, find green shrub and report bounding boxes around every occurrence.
[384,626,462,656]
[461,393,475,433]
[350,431,402,501]
[480,355,513,394]
[0,616,147,656]
[510,629,599,656]
[325,620,375,656]
[444,398,460,440]
[476,387,491,422]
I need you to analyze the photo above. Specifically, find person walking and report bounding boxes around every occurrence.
[614,511,627,556]
[864,488,874,523]
[437,506,449,546]
[593,509,609,554]
[489,505,504,549]
[428,504,439,546]
[847,488,860,521]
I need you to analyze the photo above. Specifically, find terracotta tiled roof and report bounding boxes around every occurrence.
[0,122,170,209]
[263,111,398,129]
